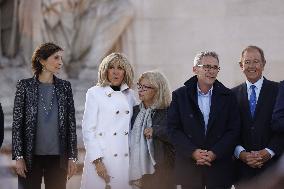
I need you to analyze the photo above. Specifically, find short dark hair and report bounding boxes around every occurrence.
[31,42,63,76]
[240,45,266,64]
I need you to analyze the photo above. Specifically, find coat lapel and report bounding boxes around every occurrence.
[185,79,206,133]
[239,83,253,121]
[30,77,39,132]
[206,84,225,133]
[253,78,267,120]
[54,77,64,132]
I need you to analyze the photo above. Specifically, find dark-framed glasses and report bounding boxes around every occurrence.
[137,83,155,91]
[196,64,220,71]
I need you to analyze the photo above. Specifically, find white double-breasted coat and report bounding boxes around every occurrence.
[80,84,137,189]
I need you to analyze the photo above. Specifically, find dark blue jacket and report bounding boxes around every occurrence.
[233,78,282,181]
[168,76,240,188]
[0,103,3,148]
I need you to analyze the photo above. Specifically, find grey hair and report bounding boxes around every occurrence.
[97,52,134,87]
[138,70,172,109]
[193,51,219,66]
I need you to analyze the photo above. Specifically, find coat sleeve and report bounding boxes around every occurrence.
[12,80,26,159]
[152,109,170,143]
[210,93,241,159]
[82,89,103,162]
[66,81,78,159]
[0,103,4,148]
[167,91,198,158]
[272,81,284,132]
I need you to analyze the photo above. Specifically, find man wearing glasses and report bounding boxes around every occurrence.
[232,46,282,186]
[168,51,240,189]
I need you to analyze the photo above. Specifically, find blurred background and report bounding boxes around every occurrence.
[1,0,284,188]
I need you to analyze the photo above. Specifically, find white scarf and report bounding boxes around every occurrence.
[129,103,156,181]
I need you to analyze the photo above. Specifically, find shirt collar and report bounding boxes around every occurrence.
[197,84,213,96]
[246,76,264,90]
[105,83,129,96]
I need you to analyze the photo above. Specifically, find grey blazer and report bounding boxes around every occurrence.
[12,76,77,170]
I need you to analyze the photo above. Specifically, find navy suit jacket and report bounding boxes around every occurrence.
[168,76,240,188]
[0,103,3,148]
[271,80,284,158]
[272,80,284,132]
[232,78,282,181]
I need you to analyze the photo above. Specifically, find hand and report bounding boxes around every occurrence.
[67,160,77,180]
[144,128,153,139]
[94,160,110,183]
[207,151,216,162]
[15,159,27,178]
[192,149,211,166]
[239,151,263,168]
[257,149,272,164]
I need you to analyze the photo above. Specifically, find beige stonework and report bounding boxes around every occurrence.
[123,0,284,90]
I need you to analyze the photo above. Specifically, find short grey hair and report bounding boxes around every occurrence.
[193,51,219,66]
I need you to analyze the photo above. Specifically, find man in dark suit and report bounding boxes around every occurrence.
[232,46,282,185]
[168,51,240,189]
[0,103,3,148]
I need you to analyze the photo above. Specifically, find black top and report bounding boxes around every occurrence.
[110,85,120,91]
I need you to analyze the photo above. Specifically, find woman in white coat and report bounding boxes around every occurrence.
[80,53,137,189]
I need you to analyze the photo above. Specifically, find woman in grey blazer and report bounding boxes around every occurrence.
[12,42,78,189]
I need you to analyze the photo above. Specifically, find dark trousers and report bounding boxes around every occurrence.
[142,165,175,189]
[18,155,67,189]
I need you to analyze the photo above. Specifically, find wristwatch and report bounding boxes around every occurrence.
[68,157,78,163]
[15,156,24,161]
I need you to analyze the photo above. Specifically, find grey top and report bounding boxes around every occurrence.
[34,83,60,155]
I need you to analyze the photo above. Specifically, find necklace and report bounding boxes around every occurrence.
[39,86,55,116]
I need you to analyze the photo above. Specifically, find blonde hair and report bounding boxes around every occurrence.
[138,70,172,109]
[97,52,134,87]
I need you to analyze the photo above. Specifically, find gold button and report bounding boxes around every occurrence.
[113,132,117,136]
[125,110,129,114]
[124,153,128,157]
[99,133,102,136]
[114,154,117,157]
[124,132,128,135]
[108,94,111,97]
[116,111,119,114]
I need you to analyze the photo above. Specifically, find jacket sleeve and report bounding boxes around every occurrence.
[210,94,241,159]
[167,91,198,158]
[66,82,78,159]
[272,81,284,132]
[82,89,104,162]
[152,109,170,143]
[12,80,26,159]
[0,103,4,148]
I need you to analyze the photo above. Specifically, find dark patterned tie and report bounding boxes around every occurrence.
[249,85,256,117]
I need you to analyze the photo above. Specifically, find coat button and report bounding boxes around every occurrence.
[124,132,128,135]
[113,132,117,136]
[108,94,111,97]
[116,111,119,114]
[114,154,117,157]
[124,153,128,157]
[125,110,129,114]
[99,133,102,136]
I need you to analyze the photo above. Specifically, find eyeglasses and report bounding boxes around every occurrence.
[242,59,262,66]
[196,64,220,71]
[137,83,155,91]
